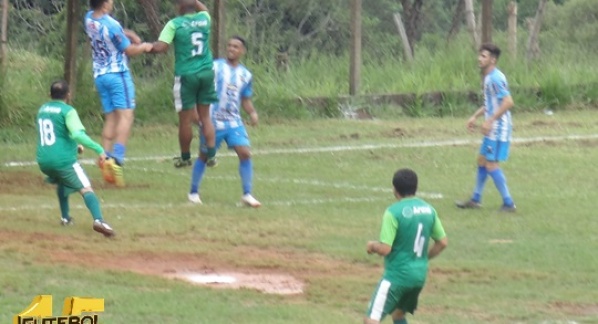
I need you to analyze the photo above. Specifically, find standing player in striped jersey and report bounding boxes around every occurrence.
[456,43,517,212]
[364,168,448,324]
[85,0,153,187]
[150,0,218,168]
[187,35,261,207]
[36,81,115,237]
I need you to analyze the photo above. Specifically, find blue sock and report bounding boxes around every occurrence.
[112,143,126,165]
[472,165,488,203]
[394,318,407,324]
[239,159,253,195]
[190,158,206,194]
[57,185,70,220]
[489,168,514,206]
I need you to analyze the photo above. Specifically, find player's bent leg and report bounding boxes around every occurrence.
[197,104,217,167]
[174,109,196,168]
[390,309,407,324]
[102,112,117,155]
[79,187,114,237]
[363,317,380,324]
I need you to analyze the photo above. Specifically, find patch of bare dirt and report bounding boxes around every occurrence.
[0,171,45,194]
[549,301,598,316]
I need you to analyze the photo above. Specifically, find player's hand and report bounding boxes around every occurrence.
[481,120,493,136]
[248,112,259,126]
[466,116,477,132]
[141,42,153,52]
[366,241,377,255]
[77,145,84,155]
[97,153,107,167]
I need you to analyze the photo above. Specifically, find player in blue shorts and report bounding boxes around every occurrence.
[456,43,516,212]
[84,0,153,187]
[188,36,261,208]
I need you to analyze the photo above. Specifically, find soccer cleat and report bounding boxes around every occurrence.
[206,157,218,168]
[61,217,74,226]
[455,199,481,209]
[100,158,116,184]
[110,161,125,187]
[188,193,203,204]
[173,157,192,168]
[499,204,517,213]
[93,219,115,237]
[241,194,261,208]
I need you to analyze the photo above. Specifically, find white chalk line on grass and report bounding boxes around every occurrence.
[128,166,444,199]
[4,133,598,168]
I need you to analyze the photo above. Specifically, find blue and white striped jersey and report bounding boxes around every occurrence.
[484,68,513,142]
[211,58,253,130]
[84,11,131,78]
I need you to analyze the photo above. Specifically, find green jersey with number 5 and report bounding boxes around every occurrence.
[159,11,213,76]
[378,197,446,285]
[36,101,80,169]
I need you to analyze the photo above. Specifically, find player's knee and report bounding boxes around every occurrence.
[80,187,93,195]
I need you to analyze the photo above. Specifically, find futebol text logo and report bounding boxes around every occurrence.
[13,295,104,324]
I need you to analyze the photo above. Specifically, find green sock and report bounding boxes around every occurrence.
[394,318,407,324]
[57,185,70,220]
[181,152,191,161]
[207,147,216,159]
[83,192,103,221]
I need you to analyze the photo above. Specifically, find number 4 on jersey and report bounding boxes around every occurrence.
[413,223,425,257]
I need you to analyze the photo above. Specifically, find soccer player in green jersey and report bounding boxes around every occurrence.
[36,80,115,237]
[150,0,218,168]
[364,168,448,324]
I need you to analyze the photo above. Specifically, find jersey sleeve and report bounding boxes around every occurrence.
[492,74,511,100]
[109,23,131,52]
[241,77,253,98]
[379,209,398,246]
[430,212,447,241]
[158,20,176,44]
[66,110,104,154]
[65,109,85,134]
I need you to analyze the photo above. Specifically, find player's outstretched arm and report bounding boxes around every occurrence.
[124,42,153,56]
[65,110,104,156]
[150,41,169,54]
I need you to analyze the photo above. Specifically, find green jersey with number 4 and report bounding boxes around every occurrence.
[159,11,213,76]
[36,101,81,169]
[379,197,446,285]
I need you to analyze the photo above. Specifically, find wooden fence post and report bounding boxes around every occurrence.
[507,1,517,59]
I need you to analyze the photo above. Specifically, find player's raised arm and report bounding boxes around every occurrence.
[195,0,208,12]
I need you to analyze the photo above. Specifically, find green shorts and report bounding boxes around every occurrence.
[173,69,218,112]
[40,162,91,196]
[365,278,423,321]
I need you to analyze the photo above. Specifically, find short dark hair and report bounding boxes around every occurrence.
[479,43,501,59]
[90,0,108,10]
[230,35,247,49]
[50,80,69,100]
[392,168,418,197]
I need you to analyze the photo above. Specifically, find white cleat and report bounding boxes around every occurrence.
[241,194,261,208]
[188,193,203,204]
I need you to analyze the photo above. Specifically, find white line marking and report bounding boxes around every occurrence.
[4,133,598,167]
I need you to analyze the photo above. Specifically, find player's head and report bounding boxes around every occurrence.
[50,80,70,101]
[176,0,196,14]
[478,43,501,70]
[90,0,113,12]
[392,168,418,198]
[226,36,247,62]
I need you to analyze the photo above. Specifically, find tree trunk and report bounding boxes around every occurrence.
[211,0,226,58]
[64,0,80,101]
[399,0,424,57]
[481,0,493,44]
[0,0,8,68]
[349,0,361,95]
[526,0,548,62]
[447,0,465,44]
[507,1,517,59]
[464,0,479,49]
[136,0,161,39]
[393,13,413,62]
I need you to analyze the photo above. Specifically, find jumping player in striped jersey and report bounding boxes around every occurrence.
[456,43,516,212]
[188,35,261,208]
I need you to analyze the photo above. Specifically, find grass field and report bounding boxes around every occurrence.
[1,110,598,323]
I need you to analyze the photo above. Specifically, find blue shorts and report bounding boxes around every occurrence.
[479,137,510,162]
[200,126,250,153]
[95,71,136,114]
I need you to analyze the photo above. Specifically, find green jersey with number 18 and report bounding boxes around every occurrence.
[159,11,213,76]
[36,101,80,169]
[378,197,446,285]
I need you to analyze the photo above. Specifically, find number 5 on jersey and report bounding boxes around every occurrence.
[191,32,204,56]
